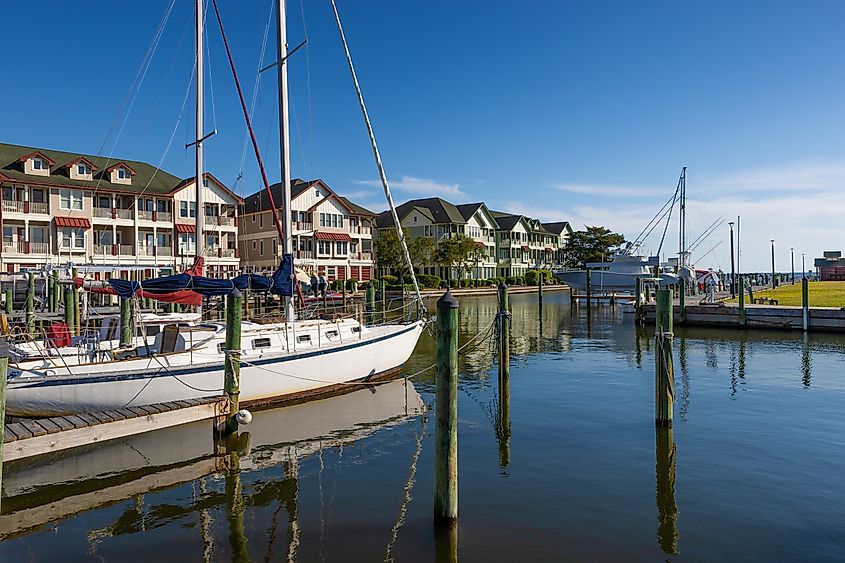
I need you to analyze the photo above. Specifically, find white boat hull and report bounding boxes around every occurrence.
[6,321,425,417]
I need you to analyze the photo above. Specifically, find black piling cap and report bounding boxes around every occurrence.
[437,290,459,310]
[229,288,243,299]
[498,282,507,289]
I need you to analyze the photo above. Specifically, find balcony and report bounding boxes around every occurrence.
[30,202,48,214]
[138,210,155,221]
[59,244,87,253]
[205,215,237,227]
[157,211,173,223]
[116,209,132,220]
[294,250,314,260]
[30,242,49,254]
[2,201,23,213]
[138,245,155,257]
[293,221,313,231]
[0,241,50,254]
[352,251,373,261]
[93,207,112,219]
[220,248,236,258]
[349,225,372,235]
[157,246,173,257]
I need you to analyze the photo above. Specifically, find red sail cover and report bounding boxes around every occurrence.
[73,256,206,306]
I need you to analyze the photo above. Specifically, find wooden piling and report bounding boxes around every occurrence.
[678,283,686,324]
[655,288,674,427]
[635,277,642,323]
[538,272,543,306]
[366,282,375,324]
[65,286,75,337]
[738,276,746,327]
[120,297,132,346]
[434,291,459,523]
[498,283,510,382]
[0,357,7,513]
[802,277,809,332]
[585,268,592,308]
[72,268,80,337]
[4,288,12,316]
[220,289,243,437]
[26,273,35,334]
[342,280,347,310]
[655,426,679,554]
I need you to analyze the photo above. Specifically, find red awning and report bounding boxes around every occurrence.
[55,217,91,229]
[176,224,196,233]
[474,241,486,247]
[315,232,352,241]
[521,245,530,251]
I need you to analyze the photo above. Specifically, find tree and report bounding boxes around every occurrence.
[435,234,477,280]
[459,239,487,279]
[375,228,434,276]
[564,226,626,268]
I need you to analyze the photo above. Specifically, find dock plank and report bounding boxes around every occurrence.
[51,417,77,432]
[3,427,18,443]
[16,420,50,438]
[35,419,63,434]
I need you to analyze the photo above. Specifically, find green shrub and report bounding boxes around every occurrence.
[417,274,441,289]
[505,276,516,285]
[517,275,525,285]
[381,275,398,285]
[525,270,540,286]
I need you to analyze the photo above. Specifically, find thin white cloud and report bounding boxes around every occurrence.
[356,175,467,198]
[552,183,668,197]
[704,161,845,193]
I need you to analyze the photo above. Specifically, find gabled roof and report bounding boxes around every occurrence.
[489,211,523,231]
[172,172,243,203]
[375,197,466,228]
[241,179,372,216]
[18,150,56,165]
[65,156,98,171]
[0,142,184,194]
[542,221,573,235]
[339,196,375,217]
[104,161,137,175]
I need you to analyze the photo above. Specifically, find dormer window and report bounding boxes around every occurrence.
[20,151,55,177]
[33,158,48,170]
[118,168,129,179]
[107,162,136,185]
[77,163,90,175]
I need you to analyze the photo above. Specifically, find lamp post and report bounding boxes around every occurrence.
[802,253,806,280]
[728,221,736,298]
[770,239,776,290]
[790,247,795,285]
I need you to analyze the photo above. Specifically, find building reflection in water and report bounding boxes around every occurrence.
[802,333,812,388]
[655,427,679,555]
[678,337,690,421]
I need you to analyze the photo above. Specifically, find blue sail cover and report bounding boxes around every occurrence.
[108,254,294,298]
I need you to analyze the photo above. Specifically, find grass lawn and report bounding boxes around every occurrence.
[728,281,845,307]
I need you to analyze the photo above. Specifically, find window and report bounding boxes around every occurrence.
[77,163,89,175]
[336,241,347,255]
[252,241,257,251]
[2,227,12,244]
[424,225,433,237]
[178,233,195,254]
[157,199,168,212]
[325,330,339,339]
[202,177,209,187]
[59,189,83,210]
[179,201,196,218]
[117,168,130,179]
[272,238,277,256]
[259,214,263,228]
[350,242,357,254]
[318,240,332,255]
[31,189,45,204]
[251,214,256,223]
[33,158,48,170]
[252,338,272,349]
[259,240,264,255]
[31,227,46,244]
[59,228,85,249]
[157,233,170,248]
[297,334,311,343]
[206,234,219,249]
[97,195,111,209]
[315,188,321,197]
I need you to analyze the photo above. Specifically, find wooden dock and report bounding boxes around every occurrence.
[3,397,229,462]
[640,303,845,332]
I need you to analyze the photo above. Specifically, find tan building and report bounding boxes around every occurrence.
[0,142,241,277]
[239,179,376,281]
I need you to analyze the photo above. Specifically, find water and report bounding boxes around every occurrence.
[2,291,845,562]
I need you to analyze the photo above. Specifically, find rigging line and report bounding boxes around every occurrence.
[687,218,725,254]
[384,411,427,563]
[686,217,722,251]
[235,0,276,192]
[632,188,680,245]
[299,0,315,176]
[639,202,675,246]
[656,190,678,257]
[211,0,285,243]
[93,0,179,198]
[204,0,219,133]
[329,0,424,310]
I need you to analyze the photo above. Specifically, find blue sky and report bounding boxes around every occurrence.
[4,0,844,271]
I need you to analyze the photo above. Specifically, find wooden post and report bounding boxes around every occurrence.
[635,277,642,323]
[220,289,243,437]
[738,276,746,327]
[25,272,35,335]
[585,268,592,308]
[72,268,80,337]
[434,291,459,523]
[120,297,132,346]
[0,357,7,513]
[380,278,386,310]
[498,283,510,382]
[802,277,809,332]
[342,280,347,310]
[5,288,12,316]
[64,286,75,337]
[678,282,686,324]
[655,288,674,427]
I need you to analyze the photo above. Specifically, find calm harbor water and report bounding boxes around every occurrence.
[2,291,845,561]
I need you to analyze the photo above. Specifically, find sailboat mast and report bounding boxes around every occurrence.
[195,0,204,316]
[679,166,687,267]
[275,0,295,320]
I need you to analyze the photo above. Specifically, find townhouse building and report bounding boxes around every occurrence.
[374,198,499,280]
[373,198,572,280]
[0,143,241,277]
[239,179,376,281]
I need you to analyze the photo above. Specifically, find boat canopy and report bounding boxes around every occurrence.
[108,254,294,301]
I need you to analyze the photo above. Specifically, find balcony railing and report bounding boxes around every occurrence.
[138,210,155,221]
[93,244,110,255]
[93,207,111,218]
[157,211,173,223]
[352,251,372,261]
[59,244,87,253]
[115,209,133,220]
[118,244,133,255]
[220,248,236,258]
[157,246,173,256]
[293,221,313,231]
[349,225,372,235]
[30,202,48,214]
[294,250,314,260]
[2,242,17,254]
[218,216,235,227]
[30,242,49,254]
[138,245,155,256]
[2,201,24,213]
[204,216,218,226]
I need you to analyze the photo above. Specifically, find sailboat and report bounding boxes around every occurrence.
[4,0,427,417]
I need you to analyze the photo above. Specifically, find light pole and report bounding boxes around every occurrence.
[790,247,795,285]
[802,253,806,280]
[728,221,736,298]
[770,239,776,289]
